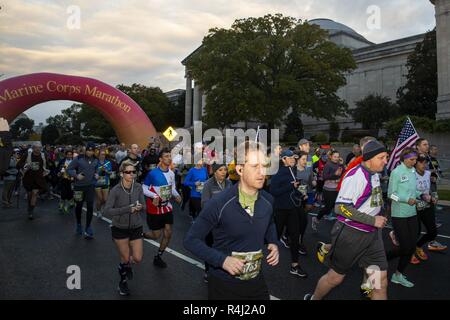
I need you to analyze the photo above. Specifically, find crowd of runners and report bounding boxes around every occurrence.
[0,117,448,300]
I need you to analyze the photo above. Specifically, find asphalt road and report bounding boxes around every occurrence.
[1,187,449,300]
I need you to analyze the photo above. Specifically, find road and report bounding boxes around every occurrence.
[1,187,449,300]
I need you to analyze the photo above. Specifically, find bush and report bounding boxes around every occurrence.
[311,132,328,144]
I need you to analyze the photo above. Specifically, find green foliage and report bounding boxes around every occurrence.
[186,14,356,128]
[116,84,171,131]
[328,120,340,142]
[397,29,437,119]
[10,117,35,140]
[41,124,60,145]
[45,84,175,143]
[283,110,304,141]
[311,132,328,144]
[352,94,399,130]
[385,115,435,140]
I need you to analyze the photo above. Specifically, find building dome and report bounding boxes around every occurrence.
[308,18,370,43]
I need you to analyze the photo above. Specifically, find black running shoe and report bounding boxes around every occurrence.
[126,266,133,280]
[118,280,130,296]
[153,255,167,268]
[304,293,313,300]
[298,243,307,256]
[290,265,308,278]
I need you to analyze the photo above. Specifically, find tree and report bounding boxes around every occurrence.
[328,120,340,142]
[352,94,399,132]
[78,104,116,141]
[117,84,171,131]
[396,29,437,119]
[283,110,303,142]
[186,14,356,129]
[41,124,60,145]
[10,118,34,140]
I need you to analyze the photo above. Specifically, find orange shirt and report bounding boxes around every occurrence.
[337,156,363,191]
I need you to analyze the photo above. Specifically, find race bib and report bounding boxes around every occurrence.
[196,182,204,193]
[31,162,40,171]
[97,177,107,186]
[159,185,172,203]
[74,190,84,202]
[231,250,263,281]
[297,184,308,196]
[370,186,383,208]
[400,175,409,183]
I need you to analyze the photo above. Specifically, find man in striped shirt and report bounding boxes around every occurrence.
[142,148,181,268]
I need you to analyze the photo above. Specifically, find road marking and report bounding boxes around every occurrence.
[89,208,280,300]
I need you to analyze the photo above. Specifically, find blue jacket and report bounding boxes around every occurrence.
[270,165,300,210]
[183,183,278,282]
[183,166,209,198]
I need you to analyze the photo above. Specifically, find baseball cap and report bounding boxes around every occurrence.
[280,149,298,159]
[298,139,311,146]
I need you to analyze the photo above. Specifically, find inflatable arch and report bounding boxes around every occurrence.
[0,73,157,149]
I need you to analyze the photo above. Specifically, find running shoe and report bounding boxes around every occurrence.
[76,224,83,235]
[435,222,442,229]
[415,247,428,260]
[97,211,103,219]
[316,241,328,264]
[311,216,319,231]
[428,241,447,252]
[391,273,414,288]
[389,230,399,246]
[360,285,373,300]
[118,280,130,296]
[84,226,94,239]
[280,235,290,249]
[63,206,69,215]
[153,255,167,268]
[298,243,307,256]
[303,293,313,300]
[289,265,307,278]
[410,255,420,265]
[126,266,133,280]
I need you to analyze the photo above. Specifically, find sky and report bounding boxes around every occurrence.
[0,0,436,124]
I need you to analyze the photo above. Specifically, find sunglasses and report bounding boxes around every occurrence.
[123,170,137,175]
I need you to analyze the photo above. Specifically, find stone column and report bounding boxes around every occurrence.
[432,0,450,119]
[184,72,193,127]
[192,82,201,122]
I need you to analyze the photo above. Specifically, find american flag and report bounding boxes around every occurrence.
[386,117,419,172]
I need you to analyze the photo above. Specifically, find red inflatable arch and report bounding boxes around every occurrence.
[0,73,157,149]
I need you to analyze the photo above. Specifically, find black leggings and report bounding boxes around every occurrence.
[317,190,338,220]
[417,206,437,248]
[60,179,73,201]
[386,216,418,273]
[189,197,202,219]
[297,205,308,243]
[275,208,300,263]
[74,185,95,228]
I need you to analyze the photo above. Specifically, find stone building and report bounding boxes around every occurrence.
[181,1,450,138]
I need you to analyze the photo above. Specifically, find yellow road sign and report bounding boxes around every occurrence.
[163,126,177,141]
